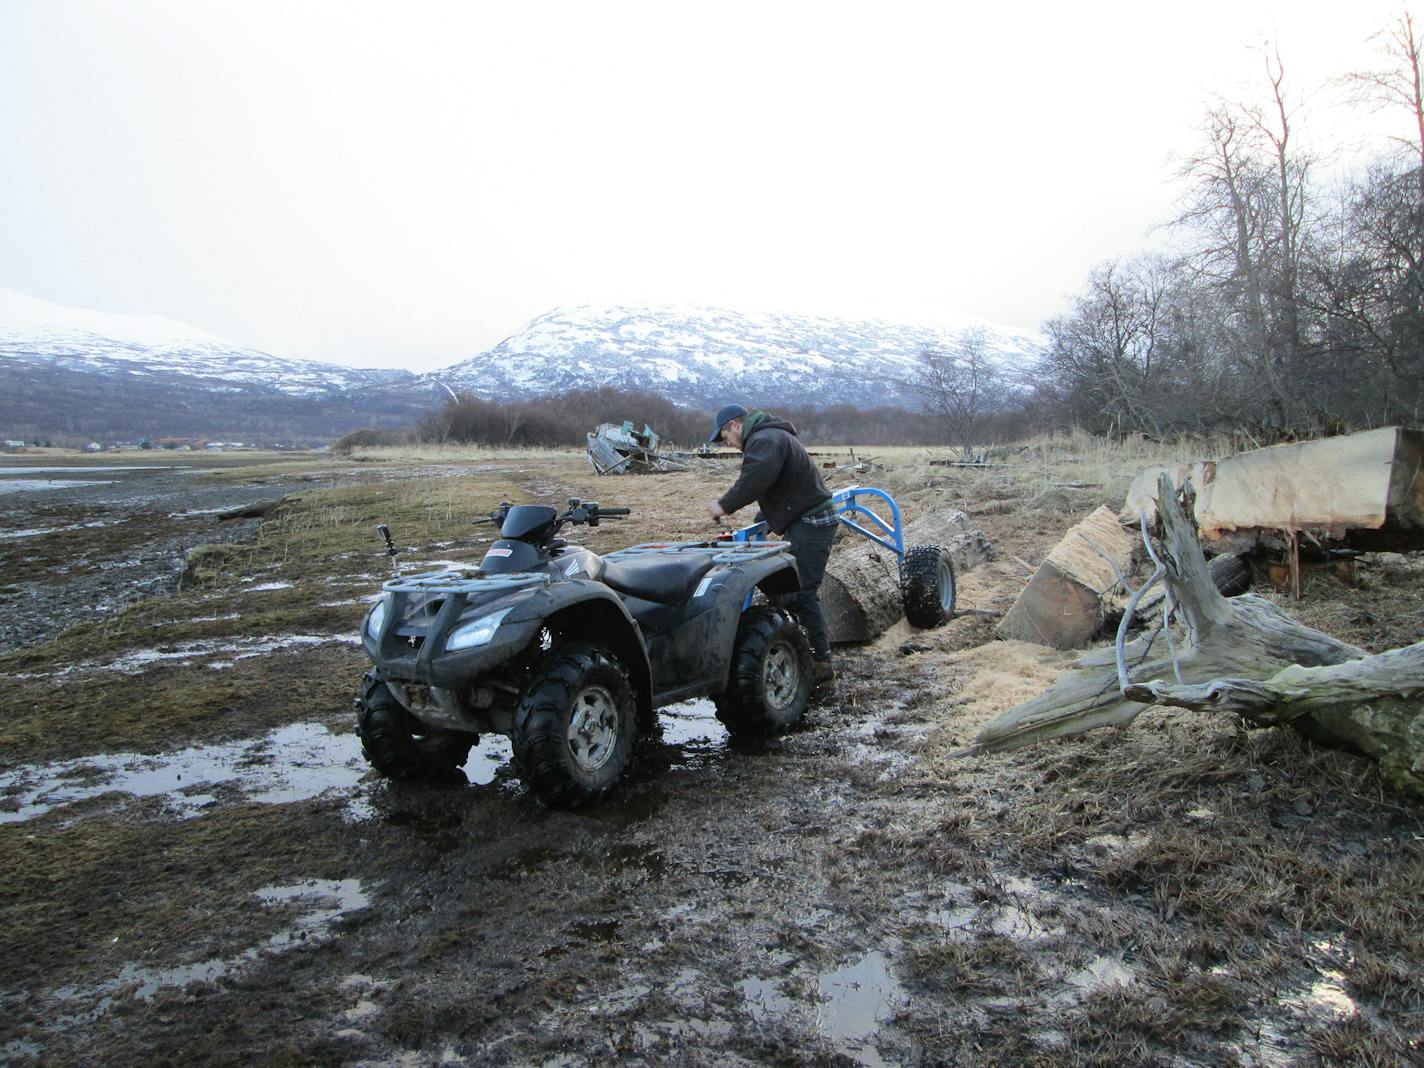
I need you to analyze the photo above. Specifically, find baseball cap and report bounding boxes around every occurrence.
[708,403,747,444]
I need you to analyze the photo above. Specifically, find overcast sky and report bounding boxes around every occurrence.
[0,0,1416,370]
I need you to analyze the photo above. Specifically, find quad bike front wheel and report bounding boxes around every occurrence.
[355,672,478,783]
[714,605,813,737]
[901,544,956,628]
[512,643,638,809]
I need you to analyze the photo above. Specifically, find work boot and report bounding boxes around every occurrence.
[811,659,835,694]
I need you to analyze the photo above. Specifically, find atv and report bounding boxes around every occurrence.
[356,489,953,808]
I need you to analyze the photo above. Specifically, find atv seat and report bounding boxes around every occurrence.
[601,554,717,606]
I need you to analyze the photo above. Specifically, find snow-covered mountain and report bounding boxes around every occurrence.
[0,290,438,442]
[430,304,1042,409]
[0,291,1044,442]
[0,289,418,399]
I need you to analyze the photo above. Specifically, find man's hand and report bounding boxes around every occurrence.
[706,500,727,523]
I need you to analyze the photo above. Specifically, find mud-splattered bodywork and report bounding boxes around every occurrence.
[362,536,800,738]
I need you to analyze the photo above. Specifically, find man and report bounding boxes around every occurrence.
[705,403,838,689]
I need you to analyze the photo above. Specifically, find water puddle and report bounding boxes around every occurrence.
[814,951,906,1064]
[462,734,512,786]
[6,519,117,538]
[0,479,116,493]
[0,466,189,475]
[1065,954,1136,992]
[655,698,728,757]
[21,632,361,678]
[50,877,369,1021]
[740,948,907,1067]
[929,875,1059,940]
[739,974,798,1022]
[0,722,371,823]
[0,714,539,827]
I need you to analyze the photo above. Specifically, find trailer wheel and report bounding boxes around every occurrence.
[901,544,956,628]
[355,672,477,783]
[714,606,812,737]
[512,644,637,809]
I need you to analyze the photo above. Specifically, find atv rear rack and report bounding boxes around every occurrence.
[606,540,792,565]
[732,486,905,567]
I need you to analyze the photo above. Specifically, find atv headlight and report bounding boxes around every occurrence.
[365,598,388,638]
[445,607,513,651]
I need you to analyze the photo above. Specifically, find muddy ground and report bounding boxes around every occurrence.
[0,445,1421,1067]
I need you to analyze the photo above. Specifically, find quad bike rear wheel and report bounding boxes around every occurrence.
[901,544,956,628]
[714,605,813,737]
[355,672,478,783]
[512,643,638,809]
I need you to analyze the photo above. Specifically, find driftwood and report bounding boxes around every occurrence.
[823,509,994,644]
[219,495,299,520]
[997,505,1137,649]
[973,475,1424,800]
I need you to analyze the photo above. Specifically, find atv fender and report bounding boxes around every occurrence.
[702,553,802,691]
[517,581,655,732]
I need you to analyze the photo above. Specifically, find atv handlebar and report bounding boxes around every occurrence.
[471,501,514,526]
[564,499,630,528]
[469,499,631,538]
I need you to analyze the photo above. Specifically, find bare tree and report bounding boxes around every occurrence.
[1040,256,1215,438]
[916,328,1009,458]
[1172,45,1322,432]
[1339,7,1424,198]
[1322,7,1424,418]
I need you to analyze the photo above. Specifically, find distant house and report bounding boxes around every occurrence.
[84,442,102,452]
[3,439,25,453]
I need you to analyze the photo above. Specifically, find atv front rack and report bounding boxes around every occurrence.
[383,570,551,594]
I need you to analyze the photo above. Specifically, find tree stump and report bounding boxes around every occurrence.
[971,476,1424,800]
[822,509,993,643]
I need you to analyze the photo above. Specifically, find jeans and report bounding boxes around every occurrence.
[773,509,838,662]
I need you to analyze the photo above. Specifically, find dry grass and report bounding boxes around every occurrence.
[338,442,575,464]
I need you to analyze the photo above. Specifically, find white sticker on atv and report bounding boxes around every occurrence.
[485,547,513,558]
[694,574,716,598]
[564,560,581,576]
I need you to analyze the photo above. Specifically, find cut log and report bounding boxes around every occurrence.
[972,475,1424,801]
[822,509,993,644]
[1121,426,1424,553]
[996,505,1137,649]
